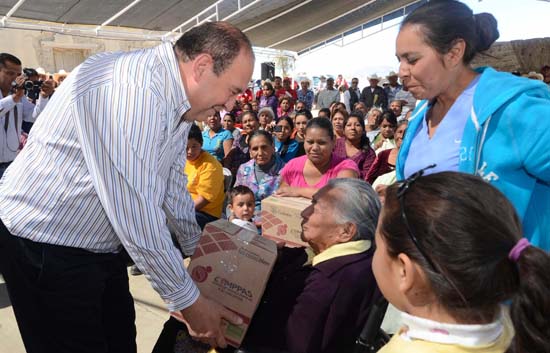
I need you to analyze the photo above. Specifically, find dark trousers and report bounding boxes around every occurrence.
[0,219,137,353]
[195,211,218,230]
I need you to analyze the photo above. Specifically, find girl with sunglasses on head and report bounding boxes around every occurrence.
[373,171,550,353]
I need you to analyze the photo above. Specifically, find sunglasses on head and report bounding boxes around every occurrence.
[396,164,468,305]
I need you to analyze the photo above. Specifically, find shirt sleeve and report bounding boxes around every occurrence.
[28,95,49,121]
[71,85,200,312]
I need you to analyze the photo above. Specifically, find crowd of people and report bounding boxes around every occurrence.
[1,1,550,353]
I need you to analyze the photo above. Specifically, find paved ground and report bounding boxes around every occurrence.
[0,272,168,353]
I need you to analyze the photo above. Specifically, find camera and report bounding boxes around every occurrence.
[273,125,283,133]
[22,68,43,101]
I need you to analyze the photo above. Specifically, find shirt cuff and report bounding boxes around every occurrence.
[161,279,200,312]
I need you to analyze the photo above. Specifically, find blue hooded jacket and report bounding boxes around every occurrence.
[397,67,550,250]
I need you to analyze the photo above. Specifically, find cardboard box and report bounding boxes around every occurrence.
[188,219,277,347]
[261,195,311,248]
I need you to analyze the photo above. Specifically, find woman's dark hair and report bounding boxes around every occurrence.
[401,0,499,64]
[330,108,349,122]
[318,108,331,118]
[295,109,313,121]
[188,124,203,145]
[263,82,274,94]
[241,103,253,111]
[380,172,550,352]
[344,113,370,153]
[277,116,294,131]
[306,117,334,140]
[249,129,274,145]
[241,110,258,122]
[229,185,255,204]
[278,96,293,104]
[378,112,397,128]
[223,112,235,122]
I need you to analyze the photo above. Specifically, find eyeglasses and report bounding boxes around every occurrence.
[397,164,437,271]
[397,164,469,305]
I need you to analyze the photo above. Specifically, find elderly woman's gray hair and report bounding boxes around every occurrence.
[318,178,381,241]
[258,106,275,121]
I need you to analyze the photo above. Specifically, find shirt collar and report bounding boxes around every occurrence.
[304,239,371,267]
[155,42,191,121]
[399,307,505,346]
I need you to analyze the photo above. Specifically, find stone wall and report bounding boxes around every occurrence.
[471,37,550,73]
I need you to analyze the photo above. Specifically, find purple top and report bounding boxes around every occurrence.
[259,95,279,119]
[332,137,376,181]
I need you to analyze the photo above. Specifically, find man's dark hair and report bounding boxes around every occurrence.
[174,21,253,76]
[318,108,331,118]
[188,124,203,145]
[0,53,22,68]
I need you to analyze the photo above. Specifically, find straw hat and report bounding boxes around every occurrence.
[367,73,381,81]
[524,71,544,81]
[386,71,398,78]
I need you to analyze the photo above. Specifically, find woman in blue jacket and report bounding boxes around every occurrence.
[395,0,550,250]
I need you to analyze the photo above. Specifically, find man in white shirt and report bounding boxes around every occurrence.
[316,77,339,109]
[0,22,253,353]
[0,53,54,178]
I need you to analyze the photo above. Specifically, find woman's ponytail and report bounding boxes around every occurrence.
[510,246,550,353]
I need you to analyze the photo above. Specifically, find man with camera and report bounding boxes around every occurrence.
[0,53,54,177]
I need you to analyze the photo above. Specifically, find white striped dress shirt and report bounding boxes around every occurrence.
[0,43,202,312]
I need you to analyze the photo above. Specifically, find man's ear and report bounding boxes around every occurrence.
[191,53,214,82]
[444,38,467,68]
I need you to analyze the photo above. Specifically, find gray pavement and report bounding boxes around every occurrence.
[0,271,168,353]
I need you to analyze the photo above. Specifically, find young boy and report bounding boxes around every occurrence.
[228,185,257,233]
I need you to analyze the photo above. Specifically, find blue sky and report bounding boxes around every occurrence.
[294,0,550,79]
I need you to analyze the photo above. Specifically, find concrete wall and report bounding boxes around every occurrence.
[0,28,161,73]
[471,37,550,73]
[0,28,295,80]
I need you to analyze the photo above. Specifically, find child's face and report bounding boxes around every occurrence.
[380,119,395,139]
[372,218,406,311]
[230,194,255,221]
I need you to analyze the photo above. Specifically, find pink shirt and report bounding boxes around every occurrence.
[280,155,359,188]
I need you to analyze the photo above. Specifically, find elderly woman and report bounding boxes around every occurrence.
[258,106,275,133]
[332,111,376,181]
[276,118,359,199]
[395,0,550,250]
[154,179,382,353]
[234,130,285,212]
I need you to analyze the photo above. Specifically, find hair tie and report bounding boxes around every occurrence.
[508,238,530,262]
